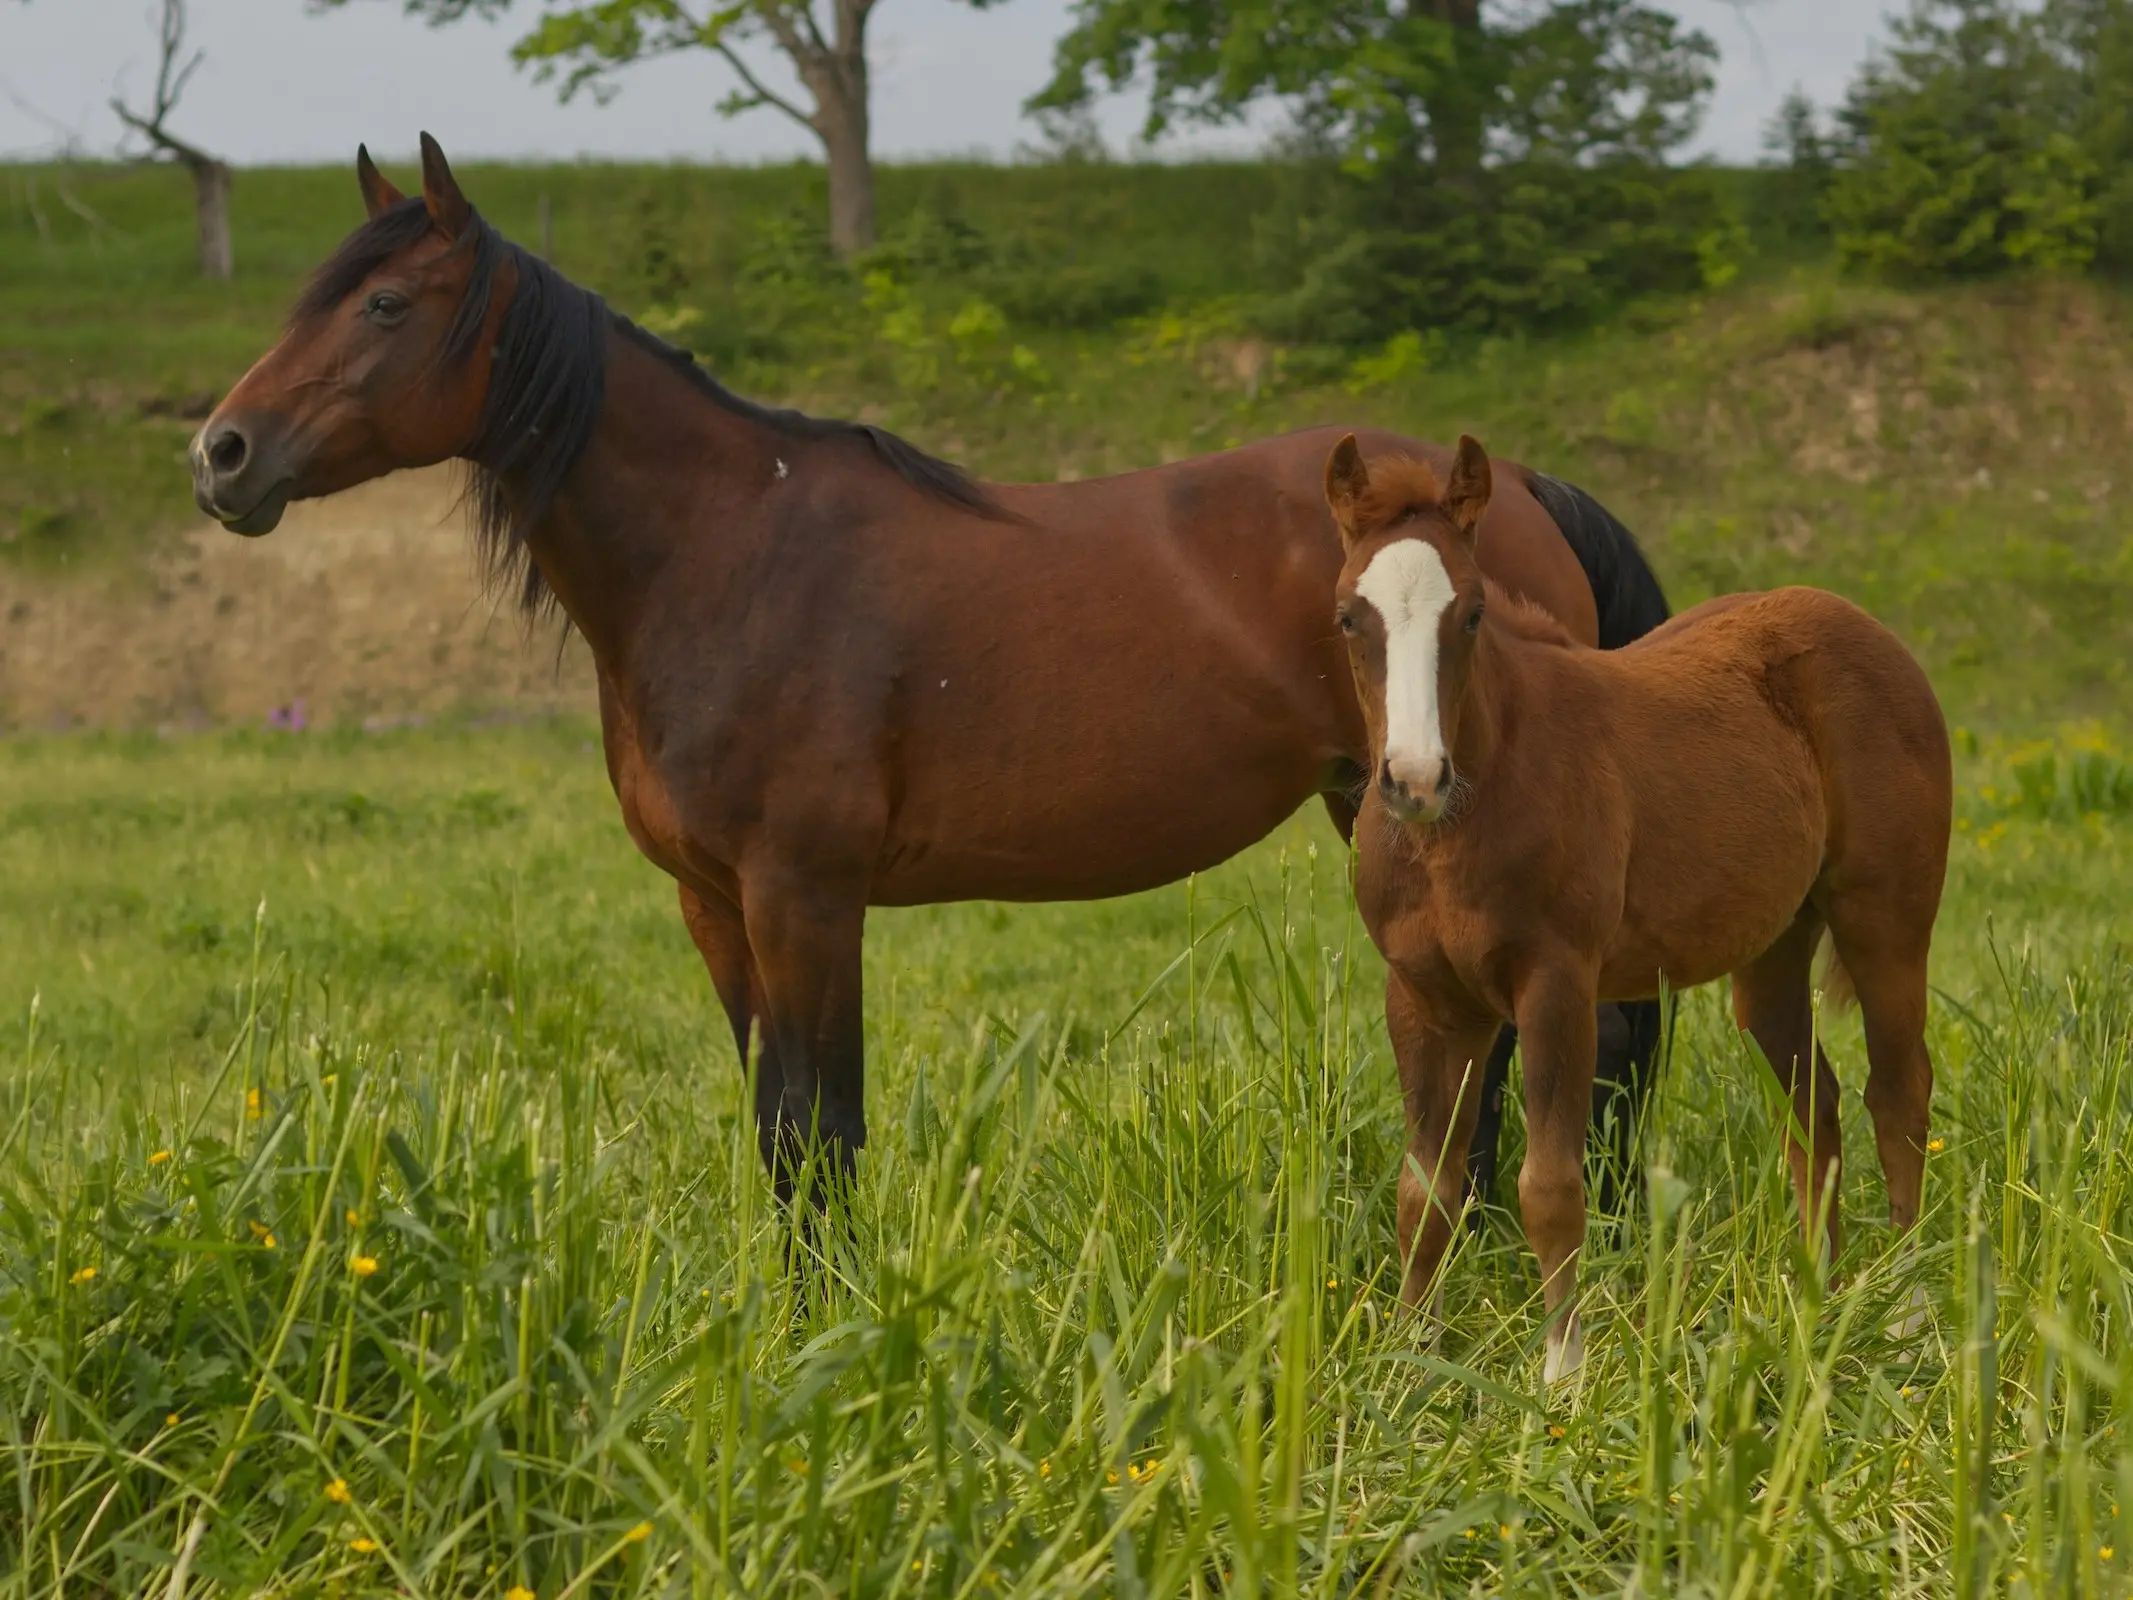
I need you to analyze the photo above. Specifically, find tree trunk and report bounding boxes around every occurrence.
[819,101,875,257]
[190,157,232,280]
[1426,0,1487,190]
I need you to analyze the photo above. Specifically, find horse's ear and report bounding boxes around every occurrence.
[356,145,405,220]
[1443,434,1492,543]
[418,131,472,241]
[1325,434,1371,544]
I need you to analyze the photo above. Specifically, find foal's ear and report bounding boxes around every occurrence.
[1443,434,1492,542]
[355,145,405,220]
[1325,434,1371,544]
[418,131,473,241]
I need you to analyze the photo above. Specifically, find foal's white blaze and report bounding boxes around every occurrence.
[1355,539,1458,798]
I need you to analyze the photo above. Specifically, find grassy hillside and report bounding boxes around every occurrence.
[4,159,2130,735]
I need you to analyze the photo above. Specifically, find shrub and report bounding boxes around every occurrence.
[1252,158,1736,345]
[1822,0,2132,280]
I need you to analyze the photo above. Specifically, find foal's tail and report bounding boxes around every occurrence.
[1521,469,1671,648]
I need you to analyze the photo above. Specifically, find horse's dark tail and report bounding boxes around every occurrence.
[1520,469,1670,648]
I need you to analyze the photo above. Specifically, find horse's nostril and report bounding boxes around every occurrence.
[1435,768,1453,794]
[207,428,249,477]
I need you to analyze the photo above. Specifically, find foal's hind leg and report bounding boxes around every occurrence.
[1823,903,1936,1234]
[1732,908,1845,1265]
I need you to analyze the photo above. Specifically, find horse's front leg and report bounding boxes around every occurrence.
[677,883,794,1178]
[736,856,871,1210]
[1513,958,1601,1383]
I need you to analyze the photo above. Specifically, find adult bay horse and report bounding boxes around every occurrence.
[190,135,1669,1203]
[1325,435,1950,1380]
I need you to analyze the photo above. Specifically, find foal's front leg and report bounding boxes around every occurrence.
[1514,960,1601,1382]
[1386,971,1499,1311]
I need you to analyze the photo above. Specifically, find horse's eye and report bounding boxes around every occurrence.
[1337,611,1358,635]
[365,290,411,326]
[1465,606,1484,634]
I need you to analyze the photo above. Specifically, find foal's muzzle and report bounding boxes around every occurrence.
[1380,753,1453,823]
[190,414,296,536]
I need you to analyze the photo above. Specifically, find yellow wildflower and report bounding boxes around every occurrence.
[1325,1276,1339,1289]
[148,1149,172,1166]
[68,1265,97,1285]
[1106,1470,1119,1485]
[506,1589,535,1600]
[1927,1137,1946,1153]
[1547,1425,1566,1439]
[247,1219,271,1238]
[246,1088,263,1120]
[349,1536,378,1553]
[324,1478,351,1505]
[262,1233,278,1250]
[165,1412,180,1427]
[350,1255,379,1277]
[1499,1524,1512,1538]
[1039,1460,1051,1478]
[2103,1546,2116,1561]
[623,1521,651,1544]
[346,1209,361,1226]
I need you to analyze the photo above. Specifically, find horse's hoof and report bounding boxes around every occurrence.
[1543,1315,1585,1384]
[1885,1283,1931,1340]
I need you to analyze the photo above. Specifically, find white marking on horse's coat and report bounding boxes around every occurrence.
[774,457,789,480]
[1355,539,1457,782]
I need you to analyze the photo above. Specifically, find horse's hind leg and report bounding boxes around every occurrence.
[1824,902,1936,1234]
[1732,908,1845,1265]
[1461,1025,1519,1228]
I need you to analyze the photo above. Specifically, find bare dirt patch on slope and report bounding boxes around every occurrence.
[0,468,596,731]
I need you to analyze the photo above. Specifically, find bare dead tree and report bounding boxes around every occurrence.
[111,0,231,279]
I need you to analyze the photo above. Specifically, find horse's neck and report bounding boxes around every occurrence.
[520,331,779,671]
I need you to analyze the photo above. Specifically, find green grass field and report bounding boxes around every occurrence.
[6,156,2133,1593]
[2,716,2132,1595]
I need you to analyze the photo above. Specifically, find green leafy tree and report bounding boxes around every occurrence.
[1031,0,1720,340]
[1032,0,1714,186]
[1825,0,2110,277]
[319,0,930,255]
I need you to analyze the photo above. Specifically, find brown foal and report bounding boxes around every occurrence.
[1327,435,1951,1379]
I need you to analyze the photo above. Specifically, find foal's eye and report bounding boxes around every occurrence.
[364,290,411,326]
[1464,606,1484,634]
[1337,611,1358,635]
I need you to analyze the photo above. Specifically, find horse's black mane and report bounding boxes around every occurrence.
[295,196,999,619]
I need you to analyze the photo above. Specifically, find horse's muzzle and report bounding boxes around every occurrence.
[191,416,295,537]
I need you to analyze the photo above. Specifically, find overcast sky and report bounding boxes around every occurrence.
[2,0,1883,168]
